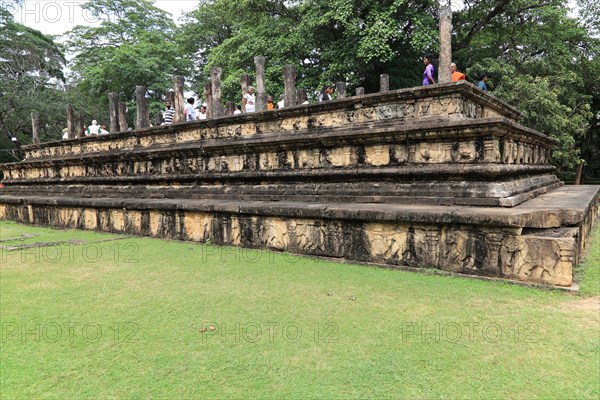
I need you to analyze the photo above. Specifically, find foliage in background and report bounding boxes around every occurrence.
[453,0,596,172]
[64,0,193,124]
[0,0,66,163]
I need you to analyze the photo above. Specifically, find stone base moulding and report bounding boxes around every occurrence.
[1,186,597,288]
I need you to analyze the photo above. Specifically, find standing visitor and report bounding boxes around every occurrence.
[234,105,242,115]
[87,120,100,135]
[319,85,334,102]
[243,86,256,113]
[277,94,285,109]
[266,96,275,110]
[185,98,197,120]
[422,54,435,86]
[451,63,465,81]
[197,105,207,120]
[163,101,175,125]
[478,73,489,91]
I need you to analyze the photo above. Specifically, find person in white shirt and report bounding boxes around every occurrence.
[277,94,285,109]
[233,105,242,115]
[87,120,100,135]
[185,98,197,121]
[243,86,256,113]
[197,105,207,120]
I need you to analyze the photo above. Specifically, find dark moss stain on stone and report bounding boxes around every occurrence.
[292,150,300,169]
[158,211,177,239]
[140,211,150,235]
[475,138,484,162]
[278,151,291,169]
[356,145,366,165]
[240,216,254,247]
[177,210,186,240]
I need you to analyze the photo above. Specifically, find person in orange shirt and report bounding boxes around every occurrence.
[451,63,466,82]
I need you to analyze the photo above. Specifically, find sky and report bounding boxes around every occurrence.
[5,0,200,35]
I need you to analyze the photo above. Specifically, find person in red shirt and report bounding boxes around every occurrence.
[451,63,466,82]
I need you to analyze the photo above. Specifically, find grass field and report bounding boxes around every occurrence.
[1,220,599,399]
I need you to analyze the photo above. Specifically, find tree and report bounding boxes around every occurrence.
[0,2,66,162]
[64,0,192,121]
[179,0,439,103]
[452,0,596,172]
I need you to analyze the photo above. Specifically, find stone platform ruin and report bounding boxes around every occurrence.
[1,81,598,287]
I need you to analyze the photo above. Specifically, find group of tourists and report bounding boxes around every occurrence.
[61,119,110,139]
[159,57,489,125]
[162,84,335,124]
[422,54,488,91]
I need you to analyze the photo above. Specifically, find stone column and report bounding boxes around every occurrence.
[67,104,75,139]
[356,87,365,96]
[380,74,390,92]
[283,65,296,108]
[210,67,223,118]
[240,75,252,97]
[108,92,119,134]
[204,83,213,119]
[254,56,267,111]
[335,82,346,99]
[31,112,39,145]
[76,111,85,138]
[438,2,452,83]
[226,101,236,115]
[118,102,128,131]
[135,85,150,129]
[173,75,185,123]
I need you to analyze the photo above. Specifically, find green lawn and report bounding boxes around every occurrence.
[1,220,599,399]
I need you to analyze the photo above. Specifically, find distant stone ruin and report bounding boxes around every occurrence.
[1,81,598,288]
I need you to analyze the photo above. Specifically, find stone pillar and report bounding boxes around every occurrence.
[31,112,39,145]
[226,101,236,115]
[135,85,150,130]
[356,87,365,96]
[210,67,223,118]
[118,102,128,131]
[76,111,85,138]
[335,82,346,99]
[108,92,119,134]
[67,104,75,139]
[254,56,267,111]
[173,75,185,123]
[380,74,390,92]
[283,65,296,109]
[438,2,452,83]
[204,83,213,119]
[240,74,252,97]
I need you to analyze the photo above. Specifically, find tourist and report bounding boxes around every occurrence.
[243,86,256,113]
[234,105,242,115]
[451,63,465,81]
[423,54,435,86]
[299,92,309,105]
[478,73,489,91]
[197,105,207,120]
[277,94,285,109]
[87,120,100,136]
[319,85,334,102]
[185,97,196,121]
[266,95,275,110]
[61,127,68,140]
[99,125,109,134]
[163,100,175,125]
